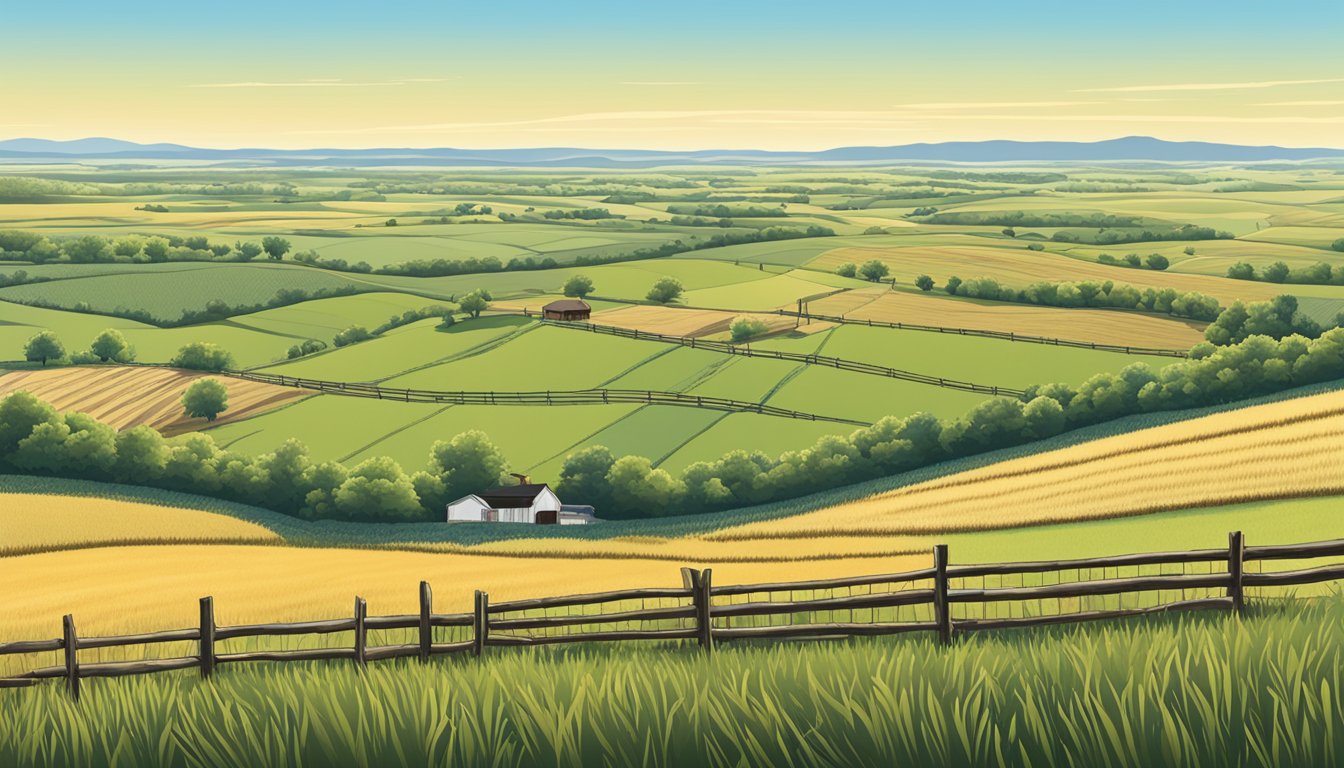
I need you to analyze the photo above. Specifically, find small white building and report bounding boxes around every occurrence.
[446,483,597,525]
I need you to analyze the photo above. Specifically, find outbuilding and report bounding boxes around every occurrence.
[541,299,591,321]
[446,482,598,524]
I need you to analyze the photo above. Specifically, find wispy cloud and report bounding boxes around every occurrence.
[1077,78,1344,93]
[1256,100,1344,107]
[620,81,701,86]
[189,77,448,88]
[896,101,1102,109]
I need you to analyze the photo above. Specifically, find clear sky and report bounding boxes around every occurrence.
[5,0,1343,149]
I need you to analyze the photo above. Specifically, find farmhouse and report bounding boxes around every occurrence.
[447,480,598,524]
[542,299,591,321]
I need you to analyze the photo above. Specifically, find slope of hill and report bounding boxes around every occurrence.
[711,387,1344,541]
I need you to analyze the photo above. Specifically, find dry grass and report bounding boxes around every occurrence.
[811,245,1285,304]
[0,493,280,556]
[590,304,794,338]
[809,287,1207,348]
[712,388,1344,541]
[414,533,926,563]
[0,366,310,435]
[0,544,913,648]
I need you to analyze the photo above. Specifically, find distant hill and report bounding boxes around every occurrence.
[1,135,1341,165]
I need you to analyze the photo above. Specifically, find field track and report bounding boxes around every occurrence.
[714,387,1344,540]
[0,366,312,435]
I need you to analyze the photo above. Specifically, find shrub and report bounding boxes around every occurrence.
[90,329,134,363]
[858,260,890,282]
[914,275,935,292]
[332,326,373,347]
[730,316,769,343]
[646,277,684,304]
[562,274,595,298]
[182,379,229,422]
[170,342,234,372]
[835,263,857,278]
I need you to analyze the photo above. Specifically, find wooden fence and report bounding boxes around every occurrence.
[3,531,1342,701]
[227,371,870,426]
[522,313,1025,397]
[773,308,1191,358]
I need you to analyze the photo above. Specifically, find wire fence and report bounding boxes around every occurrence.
[2,531,1341,701]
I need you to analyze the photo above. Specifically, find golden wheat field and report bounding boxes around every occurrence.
[713,387,1344,541]
[0,493,281,556]
[810,245,1287,304]
[807,287,1208,349]
[0,366,310,435]
[590,305,794,338]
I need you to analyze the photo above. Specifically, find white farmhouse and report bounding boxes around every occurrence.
[446,482,597,525]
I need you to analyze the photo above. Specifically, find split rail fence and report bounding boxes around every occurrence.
[523,313,1025,397]
[3,532,1342,701]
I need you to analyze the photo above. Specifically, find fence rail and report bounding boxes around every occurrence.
[524,313,1025,397]
[226,370,870,426]
[774,308,1191,358]
[3,531,1341,701]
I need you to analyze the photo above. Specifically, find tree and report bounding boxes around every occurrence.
[1002,228,1016,238]
[23,332,64,366]
[261,236,291,261]
[170,342,234,372]
[182,378,229,422]
[64,236,110,263]
[1263,261,1290,283]
[89,329,133,363]
[858,260,889,282]
[332,326,372,347]
[112,238,142,258]
[1227,262,1256,280]
[944,276,963,296]
[1332,238,1344,253]
[333,456,422,521]
[914,274,935,292]
[235,241,263,261]
[1184,246,1197,256]
[835,263,857,278]
[426,430,509,504]
[142,238,170,262]
[562,274,595,298]
[606,456,685,518]
[459,290,490,318]
[730,316,769,344]
[646,277,684,304]
[1145,253,1170,271]
[555,445,615,511]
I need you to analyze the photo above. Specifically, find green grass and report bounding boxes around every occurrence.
[4,596,1343,767]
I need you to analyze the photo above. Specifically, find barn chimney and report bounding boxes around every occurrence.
[509,472,530,486]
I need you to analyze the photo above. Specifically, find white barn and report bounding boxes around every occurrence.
[446,483,597,525]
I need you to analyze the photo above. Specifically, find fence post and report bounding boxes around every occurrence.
[932,545,952,645]
[1228,531,1245,614]
[199,597,216,679]
[697,569,714,654]
[419,581,433,663]
[473,590,489,657]
[354,597,367,667]
[62,614,80,702]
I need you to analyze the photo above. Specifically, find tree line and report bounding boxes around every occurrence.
[1226,258,1344,286]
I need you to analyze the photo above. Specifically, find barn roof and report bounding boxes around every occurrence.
[478,483,553,508]
[542,299,590,312]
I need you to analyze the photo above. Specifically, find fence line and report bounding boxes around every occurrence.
[3,531,1342,701]
[522,312,1025,398]
[773,308,1191,358]
[225,371,871,426]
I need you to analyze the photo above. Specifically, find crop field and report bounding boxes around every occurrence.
[714,386,1344,541]
[809,287,1208,348]
[589,305,793,338]
[0,365,309,434]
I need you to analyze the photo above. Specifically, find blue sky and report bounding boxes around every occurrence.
[5,1,1342,148]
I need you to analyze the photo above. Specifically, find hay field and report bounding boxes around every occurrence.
[1,494,280,557]
[712,387,1344,541]
[0,366,310,435]
[590,304,793,338]
[810,287,1207,348]
[809,244,1290,304]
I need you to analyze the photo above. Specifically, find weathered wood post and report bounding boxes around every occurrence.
[62,614,80,702]
[199,597,216,679]
[1228,531,1245,614]
[681,568,702,649]
[932,545,952,645]
[473,590,489,657]
[697,569,715,654]
[354,597,367,667]
[418,581,433,663]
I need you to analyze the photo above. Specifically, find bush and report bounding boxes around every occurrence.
[170,342,234,372]
[332,326,373,347]
[182,379,229,422]
[286,339,327,359]
[1227,262,1256,280]
[914,275,935,292]
[730,316,769,343]
[459,290,490,318]
[1332,238,1344,253]
[1026,243,1045,252]
[858,260,890,282]
[835,263,857,278]
[646,277,684,304]
[90,329,134,363]
[1145,254,1169,271]
[562,274,595,298]
[944,276,963,296]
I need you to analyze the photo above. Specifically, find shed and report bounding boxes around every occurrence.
[542,299,591,321]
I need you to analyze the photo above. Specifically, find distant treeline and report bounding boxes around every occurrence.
[1226,249,1344,286]
[943,276,1222,321]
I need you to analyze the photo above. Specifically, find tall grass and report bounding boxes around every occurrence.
[3,598,1342,767]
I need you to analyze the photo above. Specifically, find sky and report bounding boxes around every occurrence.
[5,0,1343,150]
